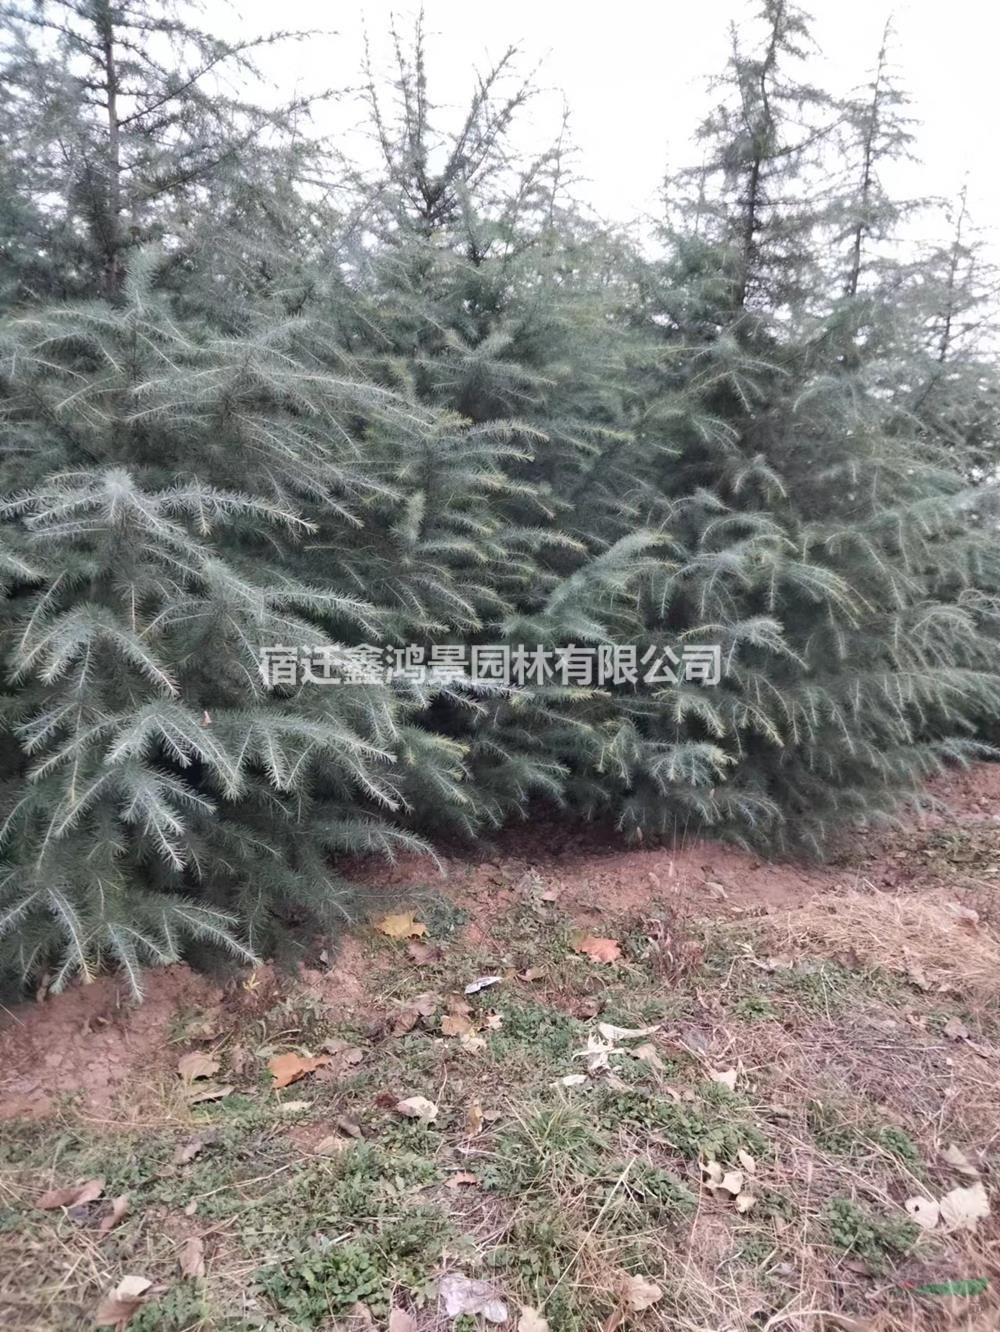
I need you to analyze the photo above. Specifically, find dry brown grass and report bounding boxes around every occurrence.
[753,888,1000,1008]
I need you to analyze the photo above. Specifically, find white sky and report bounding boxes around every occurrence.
[232,0,998,250]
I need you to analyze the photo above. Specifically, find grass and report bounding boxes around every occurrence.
[2,828,1000,1332]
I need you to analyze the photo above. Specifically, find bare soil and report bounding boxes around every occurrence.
[3,761,999,1124]
[2,763,1000,1332]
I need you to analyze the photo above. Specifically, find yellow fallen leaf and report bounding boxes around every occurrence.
[268,1052,330,1089]
[376,912,427,939]
[573,935,621,964]
[441,1013,474,1037]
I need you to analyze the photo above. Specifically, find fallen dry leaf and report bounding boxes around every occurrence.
[575,1031,621,1072]
[518,1306,549,1332]
[465,1100,485,1136]
[751,953,792,973]
[268,1052,330,1089]
[554,1073,588,1087]
[186,1083,234,1104]
[336,1115,364,1139]
[519,966,546,982]
[942,1143,979,1176]
[439,1273,508,1323]
[939,1181,990,1232]
[98,1195,130,1237]
[597,1022,659,1042]
[734,1191,756,1213]
[178,1235,205,1278]
[445,1172,479,1189]
[36,1177,105,1210]
[460,1032,487,1053]
[709,1067,737,1091]
[321,1039,364,1065]
[177,1051,219,1083]
[905,1196,940,1230]
[392,1008,420,1037]
[388,1309,416,1332]
[94,1274,152,1328]
[737,1149,756,1174]
[376,912,427,939]
[228,1044,251,1076]
[703,1160,723,1186]
[574,935,621,964]
[630,1042,665,1071]
[441,1013,475,1037]
[943,1016,971,1041]
[410,992,440,1017]
[623,1274,662,1311]
[395,1095,438,1123]
[314,1135,353,1156]
[718,1170,745,1196]
[905,962,931,991]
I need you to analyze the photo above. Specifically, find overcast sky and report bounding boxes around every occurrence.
[235,0,997,250]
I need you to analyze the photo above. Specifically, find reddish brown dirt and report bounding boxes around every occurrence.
[923,757,1000,822]
[0,964,223,1122]
[2,761,997,1123]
